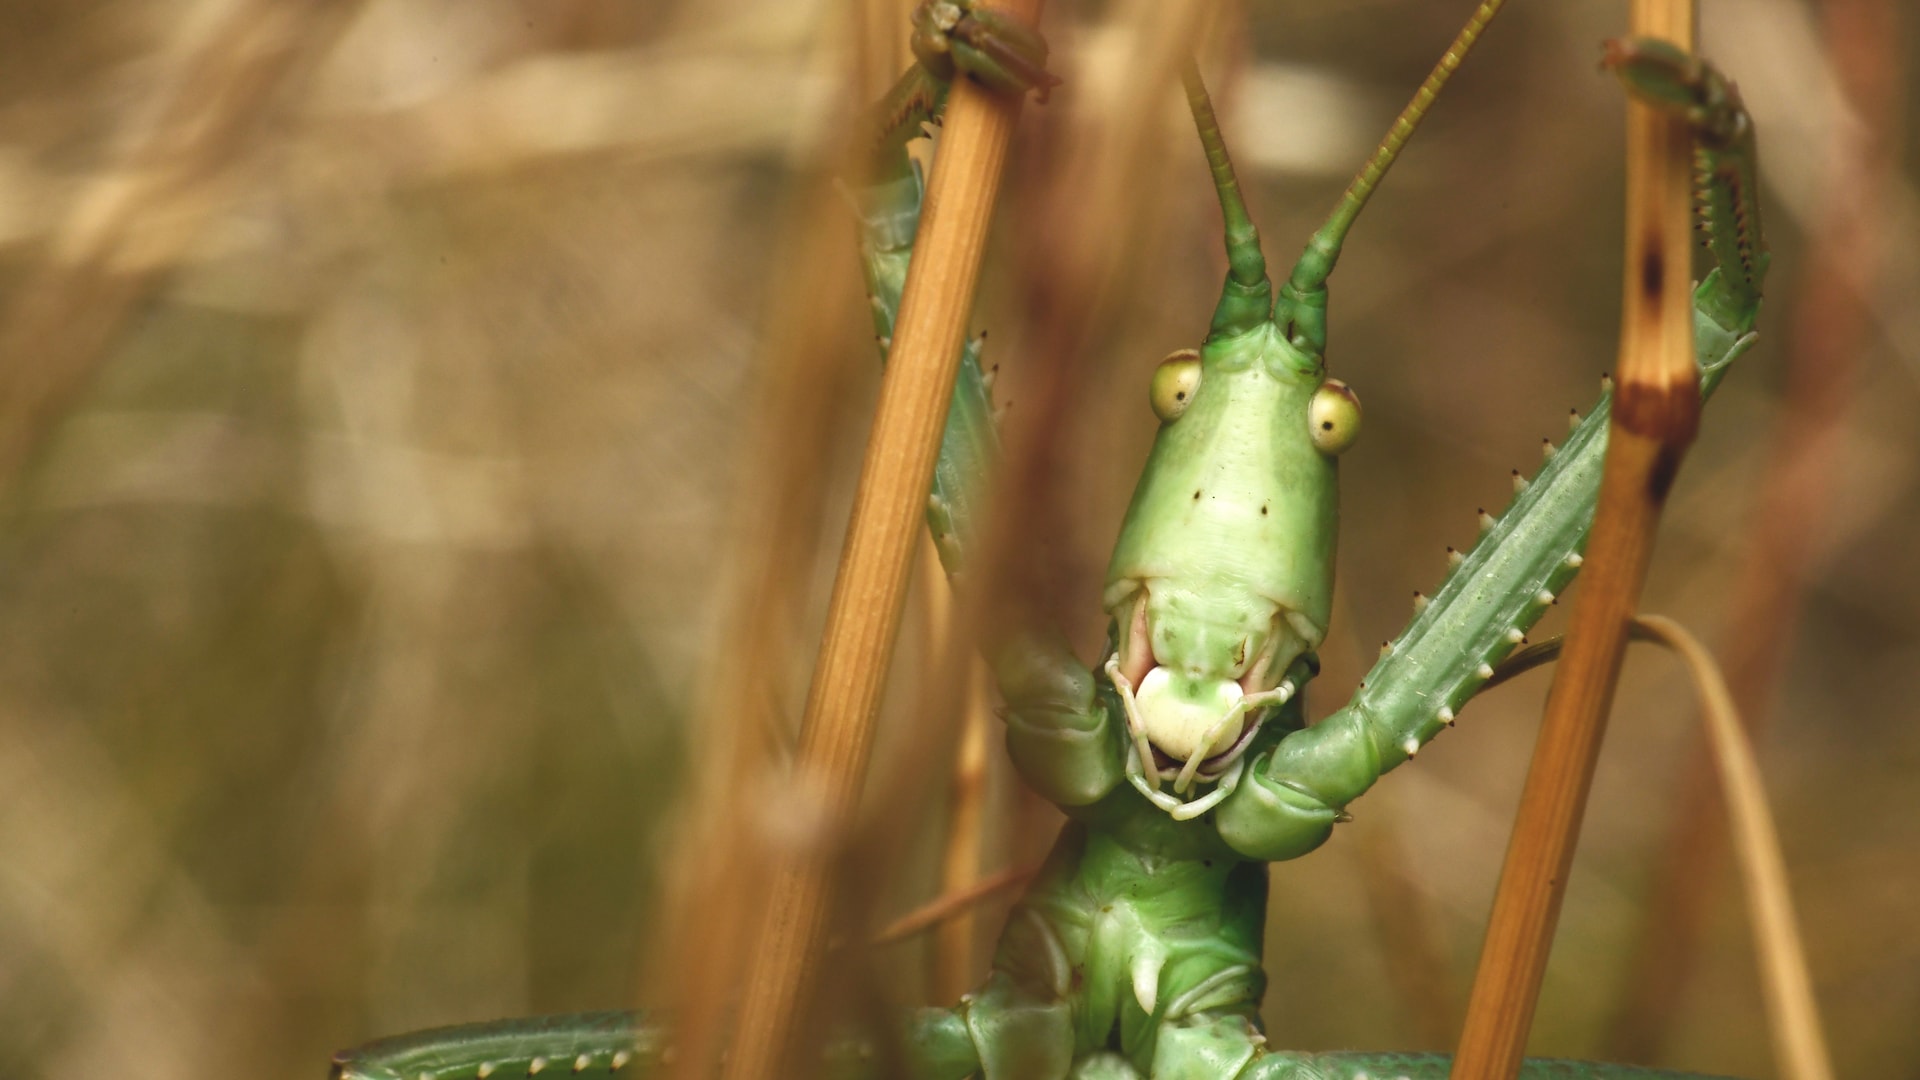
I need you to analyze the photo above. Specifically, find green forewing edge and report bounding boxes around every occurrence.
[330,1012,663,1080]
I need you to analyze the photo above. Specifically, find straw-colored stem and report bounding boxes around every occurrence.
[653,179,861,1080]
[0,0,363,490]
[719,6,1043,1073]
[1608,0,1896,1055]
[1631,617,1833,1080]
[1450,2,1696,1077]
[933,659,994,1000]
[1482,620,1834,1080]
[873,862,1039,947]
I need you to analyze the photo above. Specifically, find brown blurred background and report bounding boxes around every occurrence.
[0,1,1914,1078]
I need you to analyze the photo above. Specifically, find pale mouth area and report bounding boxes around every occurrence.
[1134,668,1243,761]
[1102,586,1318,817]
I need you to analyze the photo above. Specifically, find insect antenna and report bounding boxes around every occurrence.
[1277,0,1509,352]
[1181,61,1272,341]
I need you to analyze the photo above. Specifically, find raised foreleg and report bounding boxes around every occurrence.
[1215,41,1768,864]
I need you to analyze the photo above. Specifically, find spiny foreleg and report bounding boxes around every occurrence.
[1604,36,1766,317]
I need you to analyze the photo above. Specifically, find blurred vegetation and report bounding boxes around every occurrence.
[0,1,1913,1078]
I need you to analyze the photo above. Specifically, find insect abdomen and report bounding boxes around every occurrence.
[331,1012,660,1080]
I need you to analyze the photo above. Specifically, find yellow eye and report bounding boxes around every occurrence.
[1150,349,1202,422]
[1309,379,1362,454]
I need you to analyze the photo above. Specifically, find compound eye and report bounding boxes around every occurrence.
[1309,379,1362,454]
[1150,350,1202,422]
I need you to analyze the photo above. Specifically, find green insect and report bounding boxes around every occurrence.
[332,1,1766,1077]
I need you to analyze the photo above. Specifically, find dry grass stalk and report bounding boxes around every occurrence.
[718,3,1045,1072]
[873,862,1040,947]
[652,176,865,1080]
[1449,1,1698,1076]
[1484,617,1834,1080]
[932,652,995,1000]
[1631,617,1834,1080]
[1608,0,1899,1056]
[982,0,1209,630]
[0,0,365,489]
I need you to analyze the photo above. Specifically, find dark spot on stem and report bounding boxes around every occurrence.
[1638,244,1665,300]
[1647,443,1684,504]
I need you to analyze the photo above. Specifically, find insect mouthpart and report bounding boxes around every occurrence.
[1102,654,1297,821]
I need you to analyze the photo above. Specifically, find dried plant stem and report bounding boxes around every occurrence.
[719,6,1043,1073]
[1630,617,1833,1080]
[654,177,861,1080]
[1608,0,1898,1056]
[0,0,364,489]
[933,658,994,1000]
[1450,2,1696,1076]
[985,0,1208,629]
[1484,620,1833,1080]
[874,862,1039,947]
[904,534,992,1000]
[852,0,913,103]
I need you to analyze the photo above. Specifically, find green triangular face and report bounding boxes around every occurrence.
[1104,320,1344,793]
